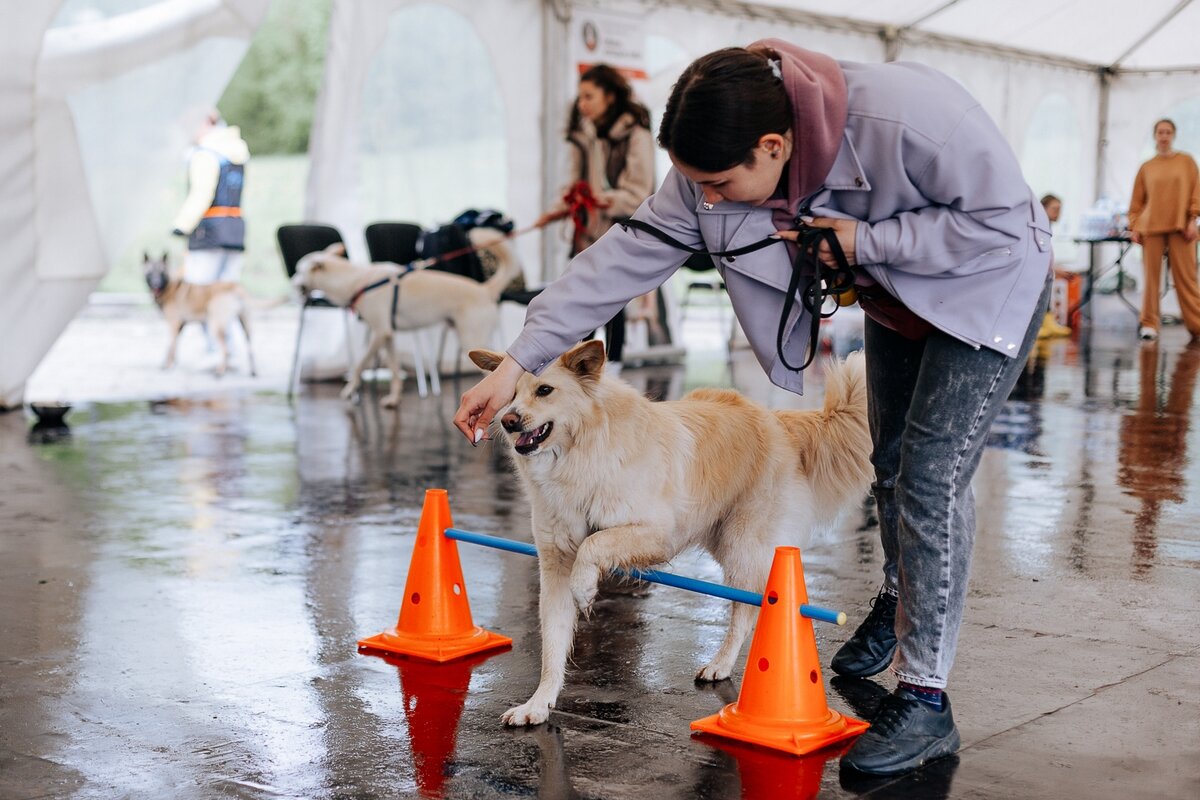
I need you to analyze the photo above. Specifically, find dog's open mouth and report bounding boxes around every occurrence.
[513,422,553,455]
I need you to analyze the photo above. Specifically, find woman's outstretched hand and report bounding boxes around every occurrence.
[453,356,526,444]
[773,217,858,267]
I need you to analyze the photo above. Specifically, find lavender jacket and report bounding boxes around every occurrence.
[508,59,1052,394]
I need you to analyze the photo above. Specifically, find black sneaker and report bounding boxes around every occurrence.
[841,688,960,775]
[830,589,897,677]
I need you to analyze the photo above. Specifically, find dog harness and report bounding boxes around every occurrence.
[619,218,855,371]
[347,264,416,331]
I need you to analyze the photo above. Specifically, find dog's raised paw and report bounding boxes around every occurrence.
[569,567,599,615]
[501,701,551,727]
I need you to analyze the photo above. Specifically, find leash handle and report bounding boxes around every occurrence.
[775,225,857,372]
[619,216,854,373]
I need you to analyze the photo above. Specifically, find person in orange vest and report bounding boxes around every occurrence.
[171,111,250,284]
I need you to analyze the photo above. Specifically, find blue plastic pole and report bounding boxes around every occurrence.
[444,527,846,626]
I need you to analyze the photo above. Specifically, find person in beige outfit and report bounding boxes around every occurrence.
[536,65,660,363]
[1128,118,1200,342]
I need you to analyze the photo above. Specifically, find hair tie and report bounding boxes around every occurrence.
[768,58,782,80]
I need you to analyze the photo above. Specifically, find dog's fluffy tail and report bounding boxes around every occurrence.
[471,228,523,302]
[775,351,874,511]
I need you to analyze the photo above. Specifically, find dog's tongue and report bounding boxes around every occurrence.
[516,429,539,448]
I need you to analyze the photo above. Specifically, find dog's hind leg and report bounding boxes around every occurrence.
[380,334,404,408]
[503,547,577,727]
[451,306,499,374]
[239,312,257,377]
[342,332,383,402]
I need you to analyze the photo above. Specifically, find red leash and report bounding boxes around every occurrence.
[410,223,542,270]
[563,180,602,254]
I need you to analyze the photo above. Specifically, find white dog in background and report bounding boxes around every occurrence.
[292,229,522,407]
[471,341,874,726]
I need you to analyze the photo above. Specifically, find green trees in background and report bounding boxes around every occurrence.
[217,0,331,155]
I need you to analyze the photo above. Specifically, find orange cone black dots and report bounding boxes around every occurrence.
[358,488,512,662]
[691,546,868,755]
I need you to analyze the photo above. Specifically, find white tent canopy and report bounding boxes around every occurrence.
[4,0,1199,406]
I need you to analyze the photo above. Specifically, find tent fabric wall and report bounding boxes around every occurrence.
[305,0,545,271]
[6,0,1200,407]
[0,0,269,408]
[0,2,85,409]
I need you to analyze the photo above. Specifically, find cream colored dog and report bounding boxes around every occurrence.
[293,230,522,407]
[470,341,873,726]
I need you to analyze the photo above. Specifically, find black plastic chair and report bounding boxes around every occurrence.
[364,222,423,267]
[363,221,443,395]
[277,224,355,400]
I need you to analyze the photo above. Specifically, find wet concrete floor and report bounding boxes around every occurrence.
[2,325,1198,799]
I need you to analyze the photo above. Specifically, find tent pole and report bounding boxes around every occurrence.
[540,0,571,284]
[1095,68,1112,200]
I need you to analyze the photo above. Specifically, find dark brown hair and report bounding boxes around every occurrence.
[657,47,791,172]
[568,64,651,139]
[1154,118,1177,134]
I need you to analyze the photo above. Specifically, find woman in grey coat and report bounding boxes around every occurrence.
[455,40,1052,776]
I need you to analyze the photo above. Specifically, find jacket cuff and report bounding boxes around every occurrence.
[506,332,556,376]
[856,219,894,267]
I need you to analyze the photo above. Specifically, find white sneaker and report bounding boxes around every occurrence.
[1138,326,1158,341]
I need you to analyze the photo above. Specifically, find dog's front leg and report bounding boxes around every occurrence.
[503,549,576,727]
[569,524,671,615]
[697,552,772,681]
[162,319,184,370]
[341,332,382,401]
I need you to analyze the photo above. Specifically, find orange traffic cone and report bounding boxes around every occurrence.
[691,546,868,756]
[358,488,512,662]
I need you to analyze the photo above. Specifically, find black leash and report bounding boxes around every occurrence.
[619,218,856,371]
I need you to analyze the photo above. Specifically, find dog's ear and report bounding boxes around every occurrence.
[324,242,346,256]
[469,349,505,372]
[561,340,605,381]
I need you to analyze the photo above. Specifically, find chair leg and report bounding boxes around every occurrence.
[341,311,357,382]
[426,330,442,396]
[410,330,429,398]
[288,305,307,401]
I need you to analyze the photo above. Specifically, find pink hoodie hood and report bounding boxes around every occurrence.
[751,38,848,226]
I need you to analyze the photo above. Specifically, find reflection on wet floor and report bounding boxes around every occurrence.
[1,330,1198,799]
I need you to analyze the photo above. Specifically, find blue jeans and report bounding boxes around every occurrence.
[864,276,1051,688]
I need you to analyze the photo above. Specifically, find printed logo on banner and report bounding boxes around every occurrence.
[572,9,647,80]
